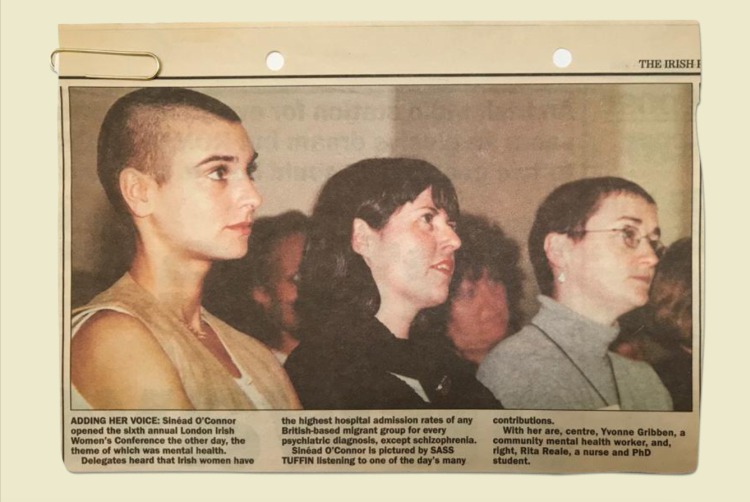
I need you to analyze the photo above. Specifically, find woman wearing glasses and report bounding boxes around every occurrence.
[478,177,673,410]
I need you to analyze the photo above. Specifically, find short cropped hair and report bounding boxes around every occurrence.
[297,158,459,336]
[528,177,656,296]
[97,87,242,214]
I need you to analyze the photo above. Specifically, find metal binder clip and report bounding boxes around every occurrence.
[49,48,161,80]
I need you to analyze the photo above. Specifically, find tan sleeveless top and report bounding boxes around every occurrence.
[72,274,301,410]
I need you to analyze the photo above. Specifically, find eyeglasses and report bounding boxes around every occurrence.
[576,226,665,258]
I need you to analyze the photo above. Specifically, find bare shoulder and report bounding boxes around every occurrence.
[72,311,169,369]
[71,310,193,410]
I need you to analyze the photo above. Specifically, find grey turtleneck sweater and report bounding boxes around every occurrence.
[477,296,672,411]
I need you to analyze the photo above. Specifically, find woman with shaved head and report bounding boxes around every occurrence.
[71,88,300,410]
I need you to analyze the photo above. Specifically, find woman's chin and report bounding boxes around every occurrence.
[425,290,450,309]
[212,244,249,262]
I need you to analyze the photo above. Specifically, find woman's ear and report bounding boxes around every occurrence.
[119,167,156,217]
[351,218,377,259]
[544,232,571,272]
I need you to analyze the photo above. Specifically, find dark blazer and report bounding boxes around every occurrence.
[285,314,502,410]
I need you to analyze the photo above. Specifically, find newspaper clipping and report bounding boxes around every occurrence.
[57,22,701,473]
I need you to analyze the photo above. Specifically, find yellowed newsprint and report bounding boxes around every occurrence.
[57,22,701,473]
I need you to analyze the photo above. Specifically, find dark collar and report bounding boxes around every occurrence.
[322,314,459,397]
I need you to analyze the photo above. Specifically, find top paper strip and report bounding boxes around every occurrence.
[57,22,700,78]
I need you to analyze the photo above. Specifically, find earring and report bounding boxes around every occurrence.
[557,271,566,284]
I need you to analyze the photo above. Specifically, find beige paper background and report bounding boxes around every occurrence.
[0,0,746,501]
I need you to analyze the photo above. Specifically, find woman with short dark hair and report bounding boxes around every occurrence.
[478,177,673,411]
[285,158,500,409]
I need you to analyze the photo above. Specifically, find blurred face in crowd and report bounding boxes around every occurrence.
[447,270,510,365]
[253,232,305,333]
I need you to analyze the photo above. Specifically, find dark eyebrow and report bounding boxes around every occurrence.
[194,155,237,168]
[617,216,643,225]
[195,151,259,169]
[416,205,439,213]
[247,151,260,173]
